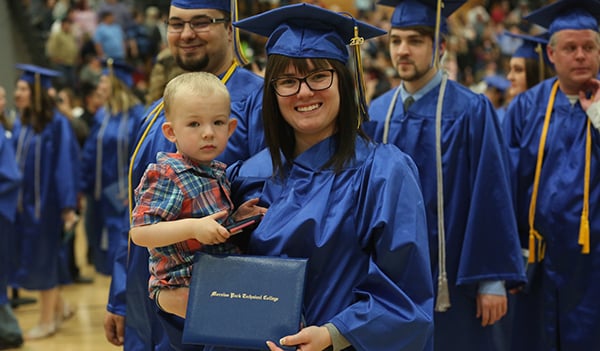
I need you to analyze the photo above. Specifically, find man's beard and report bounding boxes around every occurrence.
[175,54,209,72]
[396,62,430,82]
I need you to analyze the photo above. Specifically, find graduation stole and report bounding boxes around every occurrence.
[94,109,130,201]
[528,80,592,263]
[380,72,452,312]
[126,62,239,261]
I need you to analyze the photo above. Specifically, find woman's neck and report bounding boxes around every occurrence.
[293,131,333,157]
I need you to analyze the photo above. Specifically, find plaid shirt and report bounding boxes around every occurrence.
[132,152,239,298]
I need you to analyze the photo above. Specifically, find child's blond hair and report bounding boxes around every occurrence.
[163,72,231,121]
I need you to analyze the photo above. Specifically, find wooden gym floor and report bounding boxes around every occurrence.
[7,221,118,351]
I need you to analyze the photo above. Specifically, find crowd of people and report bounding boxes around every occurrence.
[9,0,563,111]
[1,0,599,350]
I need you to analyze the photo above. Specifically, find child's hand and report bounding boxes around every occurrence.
[192,210,230,244]
[233,198,268,221]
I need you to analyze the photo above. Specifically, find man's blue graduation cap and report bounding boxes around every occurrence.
[377,0,466,34]
[102,58,135,87]
[484,75,510,93]
[524,0,600,36]
[170,0,229,11]
[233,3,386,64]
[16,63,61,89]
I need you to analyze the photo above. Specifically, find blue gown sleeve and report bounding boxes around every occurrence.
[79,108,103,195]
[330,145,434,350]
[53,112,80,210]
[0,125,21,222]
[454,95,524,288]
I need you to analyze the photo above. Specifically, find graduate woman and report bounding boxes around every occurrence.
[10,64,80,340]
[79,59,144,276]
[504,31,554,102]
[228,3,434,350]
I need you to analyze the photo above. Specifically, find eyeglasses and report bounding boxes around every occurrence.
[165,16,229,33]
[271,69,336,97]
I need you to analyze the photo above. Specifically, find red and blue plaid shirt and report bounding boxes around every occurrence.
[132,152,240,298]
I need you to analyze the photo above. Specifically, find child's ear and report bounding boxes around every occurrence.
[227,118,238,137]
[161,122,177,143]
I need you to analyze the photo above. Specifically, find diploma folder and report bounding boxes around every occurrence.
[183,253,308,350]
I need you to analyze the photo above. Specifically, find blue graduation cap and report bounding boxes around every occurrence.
[503,31,549,60]
[377,0,466,33]
[234,3,386,124]
[170,0,230,12]
[233,3,386,63]
[484,75,510,93]
[102,58,135,87]
[524,0,600,36]
[15,63,61,89]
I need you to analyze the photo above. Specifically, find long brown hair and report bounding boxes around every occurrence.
[19,81,55,133]
[262,55,369,177]
[524,57,554,89]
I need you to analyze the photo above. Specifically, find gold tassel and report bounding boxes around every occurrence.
[535,43,544,83]
[528,229,536,263]
[579,214,590,254]
[579,119,592,254]
[435,272,451,312]
[528,228,545,263]
[106,58,121,115]
[34,73,41,114]
[432,0,443,70]
[231,0,249,66]
[347,17,367,126]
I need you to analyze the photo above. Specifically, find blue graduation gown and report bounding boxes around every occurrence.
[10,112,80,290]
[0,125,21,305]
[107,66,264,351]
[367,81,525,351]
[502,78,600,351]
[79,105,144,275]
[223,137,434,351]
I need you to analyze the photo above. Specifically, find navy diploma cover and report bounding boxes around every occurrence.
[183,253,308,350]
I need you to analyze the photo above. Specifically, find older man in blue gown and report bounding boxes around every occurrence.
[502,0,600,349]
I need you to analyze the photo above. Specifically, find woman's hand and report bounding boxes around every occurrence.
[232,198,267,221]
[266,326,332,351]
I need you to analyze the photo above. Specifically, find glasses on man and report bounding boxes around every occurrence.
[165,16,229,33]
[271,69,336,97]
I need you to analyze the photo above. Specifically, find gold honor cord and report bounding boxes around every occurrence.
[579,119,591,254]
[126,61,239,261]
[528,80,557,263]
[528,80,592,263]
